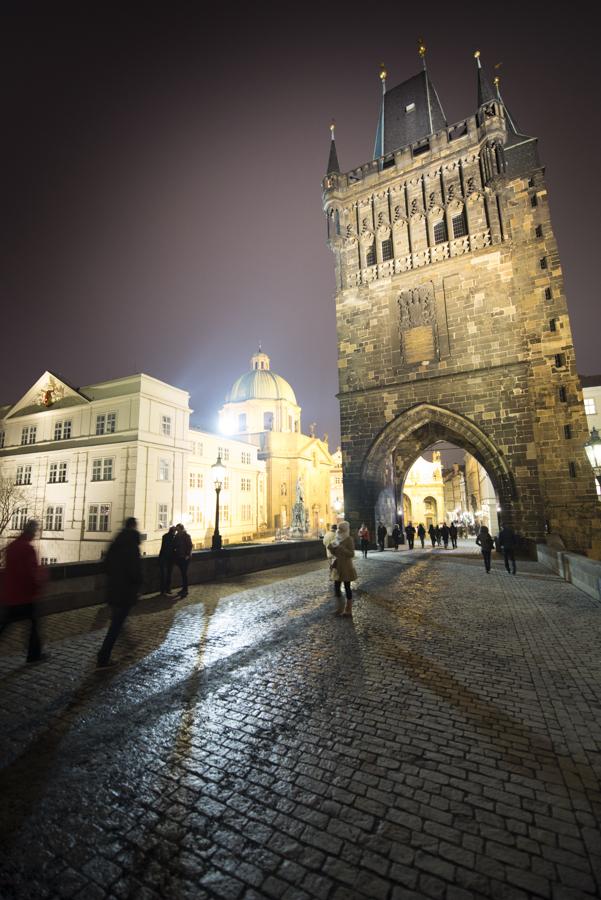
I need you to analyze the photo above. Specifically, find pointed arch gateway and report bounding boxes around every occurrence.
[361,403,518,528]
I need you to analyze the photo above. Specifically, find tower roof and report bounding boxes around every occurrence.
[326,123,340,174]
[474,51,497,107]
[374,70,447,158]
[225,350,298,405]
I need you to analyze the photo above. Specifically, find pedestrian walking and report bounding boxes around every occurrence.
[173,523,193,598]
[391,524,401,550]
[377,522,387,552]
[476,525,495,573]
[428,523,436,547]
[435,525,442,547]
[159,525,176,595]
[498,522,517,574]
[417,523,426,548]
[441,523,450,549]
[329,521,357,617]
[405,522,415,550]
[0,520,47,663]
[97,517,143,668]
[449,522,458,549]
[358,524,370,558]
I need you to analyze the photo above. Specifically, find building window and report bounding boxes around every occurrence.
[189,472,203,488]
[54,420,72,441]
[554,353,566,369]
[549,318,557,332]
[21,426,36,445]
[281,482,287,497]
[237,413,247,432]
[44,505,64,531]
[263,413,274,432]
[540,257,548,270]
[452,212,468,239]
[223,476,230,490]
[16,465,32,486]
[366,242,376,266]
[41,557,58,565]
[564,424,572,439]
[11,507,28,530]
[568,462,577,479]
[241,477,251,491]
[0,431,4,448]
[158,458,170,481]
[88,503,111,532]
[96,412,117,435]
[406,102,416,113]
[188,505,202,525]
[161,415,172,436]
[218,447,230,462]
[530,194,538,207]
[158,504,169,529]
[241,451,251,465]
[92,458,113,481]
[48,462,68,483]
[222,505,230,523]
[381,237,393,261]
[535,225,543,239]
[241,504,252,521]
[433,220,447,244]
[584,398,596,415]
[559,386,567,403]
[545,287,552,301]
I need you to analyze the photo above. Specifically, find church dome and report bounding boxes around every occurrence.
[226,350,297,405]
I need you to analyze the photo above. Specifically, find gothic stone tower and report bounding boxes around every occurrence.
[322,52,599,555]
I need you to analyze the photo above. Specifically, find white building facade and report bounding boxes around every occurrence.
[0,371,265,562]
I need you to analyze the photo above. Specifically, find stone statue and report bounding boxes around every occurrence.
[291,478,307,537]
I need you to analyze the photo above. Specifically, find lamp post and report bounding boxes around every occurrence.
[211,453,225,552]
[584,427,601,491]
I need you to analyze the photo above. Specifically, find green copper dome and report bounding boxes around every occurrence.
[226,350,297,405]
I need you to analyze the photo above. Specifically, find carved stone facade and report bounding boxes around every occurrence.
[323,65,600,555]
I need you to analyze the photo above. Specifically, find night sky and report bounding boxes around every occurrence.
[2,3,599,446]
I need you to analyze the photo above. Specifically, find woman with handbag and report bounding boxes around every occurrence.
[329,521,358,617]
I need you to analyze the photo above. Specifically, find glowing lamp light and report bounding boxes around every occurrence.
[212,454,225,489]
[219,415,236,435]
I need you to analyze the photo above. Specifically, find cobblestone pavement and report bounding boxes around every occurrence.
[1,543,601,900]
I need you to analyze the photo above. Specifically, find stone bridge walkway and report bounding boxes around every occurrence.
[1,545,600,899]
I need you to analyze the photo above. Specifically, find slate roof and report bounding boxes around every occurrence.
[327,137,340,174]
[374,71,446,158]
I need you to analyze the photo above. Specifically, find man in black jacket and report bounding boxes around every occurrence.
[174,523,193,598]
[498,523,517,574]
[97,518,142,668]
[159,525,176,595]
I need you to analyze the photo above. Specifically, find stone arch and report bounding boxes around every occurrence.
[361,403,517,528]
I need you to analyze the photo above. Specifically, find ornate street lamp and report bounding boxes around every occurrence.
[211,453,225,552]
[584,427,601,490]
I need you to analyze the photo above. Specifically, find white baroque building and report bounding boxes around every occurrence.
[0,371,265,562]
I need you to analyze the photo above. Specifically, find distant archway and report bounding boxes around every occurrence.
[361,403,517,529]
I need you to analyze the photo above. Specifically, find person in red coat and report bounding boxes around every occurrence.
[0,520,46,662]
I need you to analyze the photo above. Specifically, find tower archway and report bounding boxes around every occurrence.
[361,403,517,531]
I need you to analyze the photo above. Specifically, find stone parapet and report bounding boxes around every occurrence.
[537,543,601,603]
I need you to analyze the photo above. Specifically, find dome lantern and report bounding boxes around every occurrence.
[251,347,270,371]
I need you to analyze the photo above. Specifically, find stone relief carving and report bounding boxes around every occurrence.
[398,283,436,329]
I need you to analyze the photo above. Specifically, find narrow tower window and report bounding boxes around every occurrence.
[366,242,376,266]
[381,237,393,261]
[545,287,552,301]
[530,194,538,207]
[535,225,543,238]
[564,424,572,440]
[452,212,468,239]
[433,220,447,244]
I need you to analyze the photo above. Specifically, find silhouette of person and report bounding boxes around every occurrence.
[173,523,193,598]
[97,518,142,668]
[159,525,176,595]
[0,520,47,663]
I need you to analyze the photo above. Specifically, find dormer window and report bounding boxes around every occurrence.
[405,103,416,113]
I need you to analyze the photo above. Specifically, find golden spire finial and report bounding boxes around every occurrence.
[473,49,482,69]
[417,37,426,58]
[379,62,387,81]
[330,119,336,135]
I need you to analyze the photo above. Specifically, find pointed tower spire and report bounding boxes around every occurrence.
[326,120,340,174]
[474,50,497,107]
[373,63,387,159]
[417,38,434,136]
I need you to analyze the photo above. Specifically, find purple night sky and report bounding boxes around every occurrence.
[1,4,599,446]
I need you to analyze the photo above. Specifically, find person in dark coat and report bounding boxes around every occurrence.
[405,522,416,550]
[417,523,426,548]
[441,523,450,549]
[0,520,47,663]
[173,523,193,598]
[449,522,458,549]
[435,525,442,547]
[377,522,387,552]
[391,524,401,550]
[498,523,517,574]
[476,525,495,573]
[428,523,436,547]
[97,518,142,667]
[159,525,176,595]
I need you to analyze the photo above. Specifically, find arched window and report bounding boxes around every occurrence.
[335,209,341,236]
[433,220,447,244]
[281,483,287,496]
[366,242,376,266]
[452,211,468,238]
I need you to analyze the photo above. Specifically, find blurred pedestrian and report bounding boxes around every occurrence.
[329,521,357,617]
[449,522,458,549]
[159,525,176,596]
[441,523,450,549]
[391,523,401,550]
[377,522,387,552]
[358,523,370,559]
[428,523,436,547]
[0,520,47,663]
[97,517,142,668]
[417,523,426,548]
[498,522,517,574]
[173,523,193,599]
[405,522,416,550]
[435,525,442,547]
[476,525,495,573]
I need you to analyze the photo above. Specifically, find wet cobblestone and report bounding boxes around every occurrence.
[1,545,601,899]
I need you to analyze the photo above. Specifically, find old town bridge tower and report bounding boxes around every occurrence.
[322,48,599,554]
